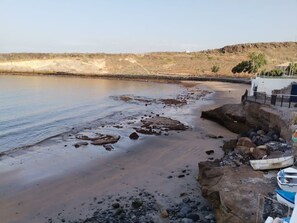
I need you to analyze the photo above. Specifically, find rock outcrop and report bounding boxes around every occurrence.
[201,101,293,141]
[198,161,273,223]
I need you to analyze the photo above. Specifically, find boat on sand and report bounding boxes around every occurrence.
[250,156,294,171]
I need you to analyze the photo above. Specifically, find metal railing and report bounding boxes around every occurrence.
[242,90,297,108]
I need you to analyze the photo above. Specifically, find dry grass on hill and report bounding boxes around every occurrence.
[0,42,296,78]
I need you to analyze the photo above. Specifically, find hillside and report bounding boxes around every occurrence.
[0,42,296,78]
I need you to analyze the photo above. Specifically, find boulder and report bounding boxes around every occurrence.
[237,137,256,148]
[222,139,237,154]
[129,132,139,140]
[91,135,120,145]
[141,116,187,131]
[250,146,267,159]
[234,146,252,157]
[198,161,273,223]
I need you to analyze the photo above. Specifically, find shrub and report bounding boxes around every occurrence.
[211,65,220,73]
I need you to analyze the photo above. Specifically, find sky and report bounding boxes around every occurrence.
[0,0,297,53]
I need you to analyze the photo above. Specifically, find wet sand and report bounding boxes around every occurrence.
[0,81,248,223]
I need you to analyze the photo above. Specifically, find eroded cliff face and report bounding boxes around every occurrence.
[201,101,293,141]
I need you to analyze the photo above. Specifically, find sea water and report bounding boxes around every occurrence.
[0,75,183,152]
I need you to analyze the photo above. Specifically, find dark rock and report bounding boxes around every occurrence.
[178,174,185,178]
[182,197,191,203]
[112,203,120,209]
[91,135,120,145]
[131,199,143,209]
[103,144,114,151]
[251,146,267,159]
[237,137,256,148]
[186,213,200,221]
[180,218,194,223]
[222,139,237,154]
[178,205,191,218]
[129,132,139,140]
[141,116,187,131]
[136,128,156,135]
[114,208,124,215]
[261,135,272,144]
[205,150,214,155]
[73,141,88,148]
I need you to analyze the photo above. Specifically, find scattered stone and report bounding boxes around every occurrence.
[131,199,143,209]
[222,139,237,154]
[73,141,88,148]
[205,150,214,155]
[186,213,200,221]
[160,209,169,218]
[129,132,139,140]
[112,203,120,209]
[237,137,256,148]
[257,130,265,135]
[178,174,185,178]
[250,146,267,159]
[103,144,114,151]
[181,218,194,223]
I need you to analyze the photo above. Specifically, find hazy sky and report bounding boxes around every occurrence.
[0,0,297,53]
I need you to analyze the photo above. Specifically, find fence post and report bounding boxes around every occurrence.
[281,95,284,107]
[271,94,277,105]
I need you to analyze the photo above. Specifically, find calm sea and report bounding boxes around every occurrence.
[0,75,182,152]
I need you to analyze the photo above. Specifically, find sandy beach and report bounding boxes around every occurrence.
[0,81,248,223]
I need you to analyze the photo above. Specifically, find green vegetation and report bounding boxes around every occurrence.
[259,69,283,77]
[211,65,220,74]
[232,52,267,75]
[286,62,297,75]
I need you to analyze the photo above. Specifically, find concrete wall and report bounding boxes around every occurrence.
[250,77,297,95]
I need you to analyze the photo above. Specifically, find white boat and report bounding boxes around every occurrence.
[250,156,294,171]
[277,167,297,192]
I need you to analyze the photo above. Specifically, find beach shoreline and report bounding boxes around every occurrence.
[0,72,251,84]
[0,80,248,223]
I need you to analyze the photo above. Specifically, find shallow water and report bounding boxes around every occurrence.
[0,75,183,152]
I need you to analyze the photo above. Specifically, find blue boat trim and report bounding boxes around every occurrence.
[275,189,295,204]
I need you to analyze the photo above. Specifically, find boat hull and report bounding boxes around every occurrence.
[250,156,294,170]
[276,190,295,208]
